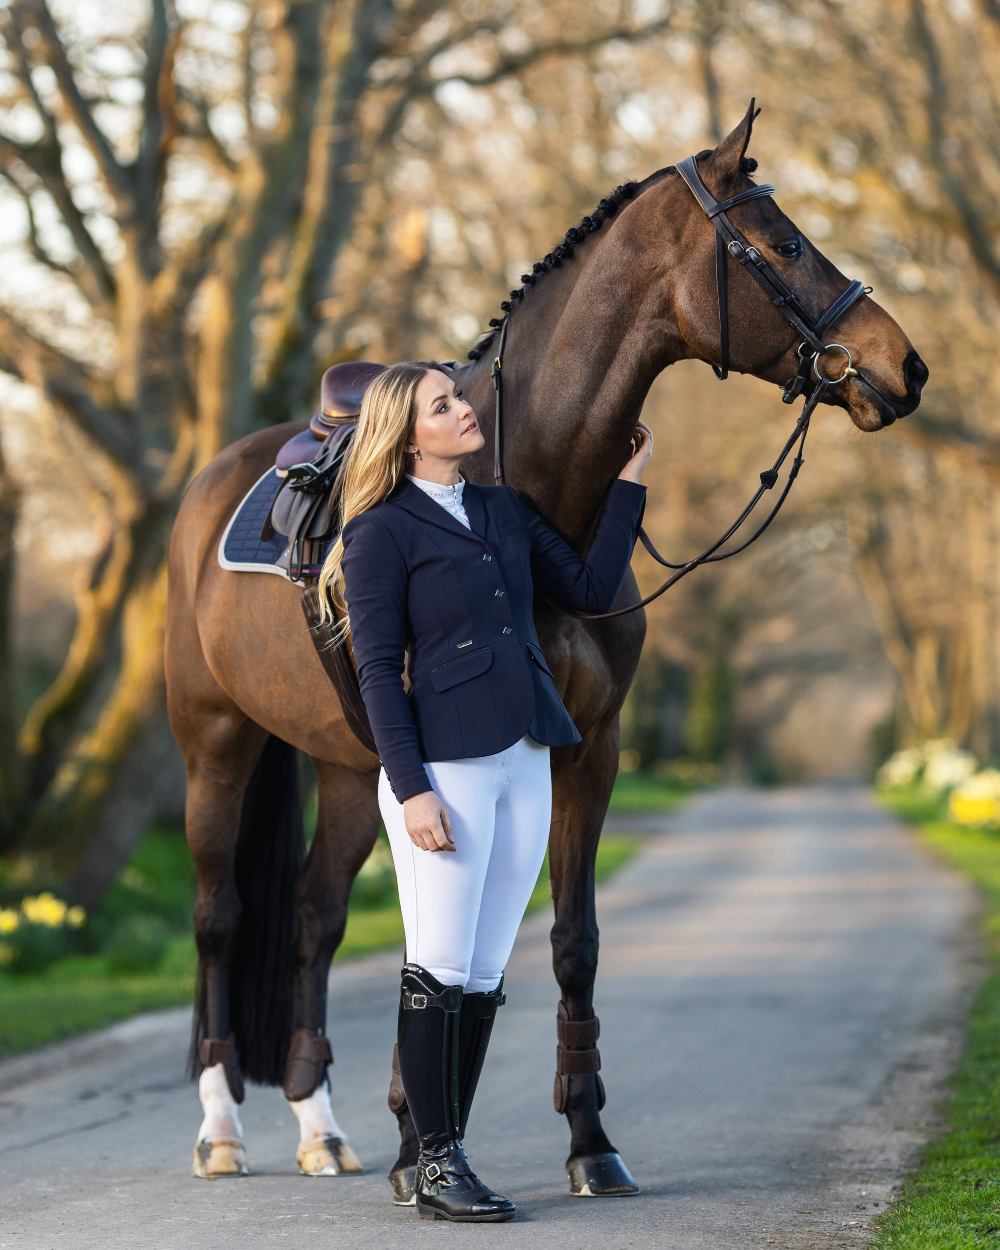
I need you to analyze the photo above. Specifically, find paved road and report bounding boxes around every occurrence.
[0,785,983,1249]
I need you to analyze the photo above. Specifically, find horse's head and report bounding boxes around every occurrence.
[666,100,927,431]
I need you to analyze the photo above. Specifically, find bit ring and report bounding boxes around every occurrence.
[812,342,855,385]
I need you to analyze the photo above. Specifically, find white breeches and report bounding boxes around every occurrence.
[377,731,552,993]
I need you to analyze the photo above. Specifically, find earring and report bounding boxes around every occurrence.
[407,447,422,459]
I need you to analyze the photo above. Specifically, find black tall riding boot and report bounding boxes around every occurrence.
[396,962,515,1222]
[457,975,506,1140]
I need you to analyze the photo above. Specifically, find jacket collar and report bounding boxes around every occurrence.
[385,473,489,545]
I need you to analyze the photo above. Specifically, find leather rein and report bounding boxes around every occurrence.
[488,153,873,621]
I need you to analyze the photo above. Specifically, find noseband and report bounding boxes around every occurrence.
[488,152,873,620]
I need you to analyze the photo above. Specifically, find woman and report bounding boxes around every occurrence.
[317,360,652,1222]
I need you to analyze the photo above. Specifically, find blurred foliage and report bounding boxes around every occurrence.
[621,655,689,767]
[103,913,174,976]
[684,651,735,764]
[614,757,718,809]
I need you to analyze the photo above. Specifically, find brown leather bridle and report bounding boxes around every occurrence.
[488,152,874,621]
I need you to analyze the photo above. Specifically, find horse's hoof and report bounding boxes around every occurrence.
[192,1137,251,1179]
[388,1164,417,1204]
[566,1151,639,1196]
[296,1133,364,1176]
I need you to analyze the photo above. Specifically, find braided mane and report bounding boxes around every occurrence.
[465,149,756,362]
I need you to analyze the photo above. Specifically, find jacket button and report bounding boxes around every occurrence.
[501,625,512,634]
[494,588,505,597]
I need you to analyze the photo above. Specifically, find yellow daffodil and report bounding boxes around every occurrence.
[20,892,70,928]
[948,768,1000,829]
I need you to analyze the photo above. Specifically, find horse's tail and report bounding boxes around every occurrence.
[186,734,306,1089]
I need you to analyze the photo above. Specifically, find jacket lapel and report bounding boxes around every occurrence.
[463,481,488,539]
[387,475,489,545]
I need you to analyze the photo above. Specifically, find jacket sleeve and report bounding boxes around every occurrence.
[340,511,434,803]
[508,477,647,613]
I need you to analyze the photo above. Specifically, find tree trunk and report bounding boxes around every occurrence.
[0,425,23,845]
[15,543,174,908]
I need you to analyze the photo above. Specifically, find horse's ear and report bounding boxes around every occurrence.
[707,97,761,180]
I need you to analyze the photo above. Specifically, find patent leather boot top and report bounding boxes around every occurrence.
[457,975,506,1140]
[415,1132,515,1223]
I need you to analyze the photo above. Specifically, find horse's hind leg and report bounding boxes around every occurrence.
[177,700,269,1180]
[284,758,381,1177]
[548,725,640,1197]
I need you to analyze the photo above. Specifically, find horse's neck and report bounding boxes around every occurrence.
[464,240,676,541]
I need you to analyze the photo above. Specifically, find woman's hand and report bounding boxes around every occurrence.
[403,790,456,852]
[619,420,653,483]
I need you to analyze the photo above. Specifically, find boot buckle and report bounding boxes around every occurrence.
[424,1161,442,1180]
[408,992,428,1009]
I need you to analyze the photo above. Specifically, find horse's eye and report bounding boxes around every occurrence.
[776,239,803,259]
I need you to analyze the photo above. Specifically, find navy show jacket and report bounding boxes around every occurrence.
[340,474,647,802]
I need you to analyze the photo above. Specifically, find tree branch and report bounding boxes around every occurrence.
[0,307,147,482]
[23,0,133,211]
[173,85,238,175]
[193,0,328,454]
[0,167,74,278]
[0,133,115,311]
[909,0,1000,292]
[406,17,676,91]
[0,7,117,310]
[134,0,176,217]
[372,16,676,149]
[257,0,398,417]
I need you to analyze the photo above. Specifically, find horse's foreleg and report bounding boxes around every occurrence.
[284,759,379,1177]
[548,729,639,1197]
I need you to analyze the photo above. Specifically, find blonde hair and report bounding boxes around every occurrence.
[316,359,446,652]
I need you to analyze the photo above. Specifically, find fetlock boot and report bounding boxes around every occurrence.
[457,975,507,1139]
[396,962,515,1222]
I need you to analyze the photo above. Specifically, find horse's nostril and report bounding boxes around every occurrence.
[903,349,929,394]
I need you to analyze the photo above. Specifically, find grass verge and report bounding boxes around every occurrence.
[869,784,1000,1250]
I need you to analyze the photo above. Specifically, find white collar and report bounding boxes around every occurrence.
[406,472,465,500]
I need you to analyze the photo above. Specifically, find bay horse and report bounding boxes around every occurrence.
[164,101,926,1196]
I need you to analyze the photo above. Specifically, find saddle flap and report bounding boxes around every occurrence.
[269,423,357,542]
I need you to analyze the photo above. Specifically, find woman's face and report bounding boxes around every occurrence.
[407,369,485,464]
